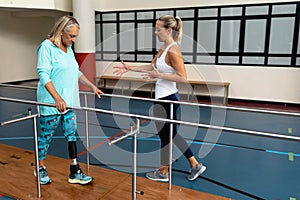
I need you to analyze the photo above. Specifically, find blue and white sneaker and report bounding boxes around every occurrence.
[34,166,51,185]
[68,169,93,185]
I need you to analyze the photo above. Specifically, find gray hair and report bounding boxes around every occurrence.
[48,15,80,47]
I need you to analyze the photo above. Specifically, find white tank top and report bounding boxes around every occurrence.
[155,42,178,99]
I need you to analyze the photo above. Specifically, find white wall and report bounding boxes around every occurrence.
[0,0,71,83]
[0,11,68,83]
[207,65,300,103]
[0,0,71,11]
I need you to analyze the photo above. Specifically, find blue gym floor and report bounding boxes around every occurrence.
[0,86,300,200]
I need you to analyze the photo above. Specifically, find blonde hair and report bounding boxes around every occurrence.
[48,15,80,47]
[158,15,183,43]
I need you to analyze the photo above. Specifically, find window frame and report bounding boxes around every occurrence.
[95,1,300,67]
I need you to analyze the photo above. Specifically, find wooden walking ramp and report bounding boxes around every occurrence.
[0,144,230,200]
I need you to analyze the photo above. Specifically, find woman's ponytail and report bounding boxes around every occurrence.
[174,16,183,44]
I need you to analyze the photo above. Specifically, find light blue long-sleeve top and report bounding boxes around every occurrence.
[36,39,82,116]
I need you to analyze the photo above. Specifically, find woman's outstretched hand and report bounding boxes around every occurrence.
[113,61,129,76]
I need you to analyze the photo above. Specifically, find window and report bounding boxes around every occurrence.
[244,19,266,53]
[96,2,300,67]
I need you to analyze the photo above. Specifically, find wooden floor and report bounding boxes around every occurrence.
[0,144,230,200]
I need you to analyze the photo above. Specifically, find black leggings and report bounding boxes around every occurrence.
[154,93,194,166]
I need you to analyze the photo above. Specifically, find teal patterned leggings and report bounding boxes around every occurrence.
[38,110,77,160]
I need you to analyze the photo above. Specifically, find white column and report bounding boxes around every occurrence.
[72,0,95,53]
[72,0,96,91]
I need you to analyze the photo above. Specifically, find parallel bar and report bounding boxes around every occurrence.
[0,83,36,90]
[0,114,39,126]
[0,96,82,111]
[1,83,299,116]
[106,121,141,200]
[1,96,300,142]
[84,94,90,172]
[32,113,41,198]
[132,124,137,200]
[108,128,139,146]
[83,106,300,142]
[100,93,300,117]
[133,120,141,200]
[168,103,173,190]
